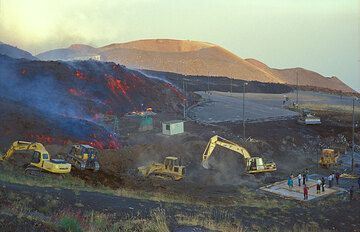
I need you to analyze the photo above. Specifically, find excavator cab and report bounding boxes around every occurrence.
[31,150,49,164]
[246,157,276,173]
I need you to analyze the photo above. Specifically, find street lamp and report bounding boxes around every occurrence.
[352,97,359,173]
[296,71,299,105]
[243,82,248,139]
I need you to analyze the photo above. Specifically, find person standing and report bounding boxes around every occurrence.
[303,184,309,200]
[298,173,302,187]
[335,172,340,185]
[316,179,321,194]
[349,186,354,201]
[287,176,293,189]
[305,168,309,181]
[328,174,333,188]
[302,171,306,185]
[321,177,325,192]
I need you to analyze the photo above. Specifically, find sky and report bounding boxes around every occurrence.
[0,0,359,91]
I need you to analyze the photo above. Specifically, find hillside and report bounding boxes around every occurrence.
[36,39,355,93]
[245,59,354,93]
[0,55,184,149]
[0,42,38,60]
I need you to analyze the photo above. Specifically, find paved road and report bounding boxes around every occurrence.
[188,91,355,123]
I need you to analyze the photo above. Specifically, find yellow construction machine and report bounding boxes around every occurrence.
[138,156,185,180]
[202,135,276,174]
[0,141,71,175]
[66,144,100,172]
[319,149,339,168]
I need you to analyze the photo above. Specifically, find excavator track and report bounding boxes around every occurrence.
[24,166,45,177]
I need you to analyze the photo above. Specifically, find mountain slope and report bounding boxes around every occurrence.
[245,58,354,93]
[0,42,38,60]
[36,39,355,93]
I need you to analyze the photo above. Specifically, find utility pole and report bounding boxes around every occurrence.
[207,75,210,92]
[183,79,186,119]
[243,82,248,139]
[296,71,299,105]
[352,98,355,173]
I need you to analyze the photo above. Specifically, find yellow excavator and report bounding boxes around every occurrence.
[0,141,71,175]
[138,156,185,180]
[202,135,276,174]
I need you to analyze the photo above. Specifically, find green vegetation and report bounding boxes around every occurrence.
[59,216,83,232]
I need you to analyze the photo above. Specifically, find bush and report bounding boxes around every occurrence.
[59,216,83,232]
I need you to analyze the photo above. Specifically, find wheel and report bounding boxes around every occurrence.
[93,161,100,172]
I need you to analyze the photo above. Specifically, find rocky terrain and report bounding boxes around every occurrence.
[0,54,185,149]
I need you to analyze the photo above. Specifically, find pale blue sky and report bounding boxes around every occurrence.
[0,0,359,91]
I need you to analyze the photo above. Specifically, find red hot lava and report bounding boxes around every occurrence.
[27,133,121,150]
[20,68,27,76]
[105,74,130,98]
[164,83,186,102]
[68,88,83,97]
[74,70,86,80]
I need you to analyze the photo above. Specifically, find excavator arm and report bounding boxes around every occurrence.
[0,141,47,161]
[201,135,252,169]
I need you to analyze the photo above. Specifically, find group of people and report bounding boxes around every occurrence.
[286,169,360,201]
[287,168,309,189]
[287,169,310,200]
[315,172,341,194]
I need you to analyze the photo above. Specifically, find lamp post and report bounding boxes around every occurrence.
[243,82,248,139]
[183,79,186,119]
[352,97,358,173]
[296,71,299,105]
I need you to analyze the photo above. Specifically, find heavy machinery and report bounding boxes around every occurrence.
[201,135,276,174]
[0,141,71,175]
[138,156,185,180]
[297,110,321,125]
[66,144,100,172]
[319,148,339,168]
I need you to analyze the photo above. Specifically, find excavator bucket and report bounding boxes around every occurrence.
[201,160,210,169]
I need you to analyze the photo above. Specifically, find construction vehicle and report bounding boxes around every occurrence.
[0,141,71,175]
[297,110,321,125]
[138,156,185,180]
[319,149,339,168]
[201,135,276,174]
[66,144,100,172]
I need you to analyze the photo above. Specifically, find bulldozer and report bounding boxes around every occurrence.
[138,156,185,180]
[319,148,339,168]
[297,110,321,125]
[202,135,276,174]
[0,141,71,175]
[65,144,100,172]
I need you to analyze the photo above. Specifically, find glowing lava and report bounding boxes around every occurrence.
[68,88,83,96]
[74,70,86,80]
[105,74,129,96]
